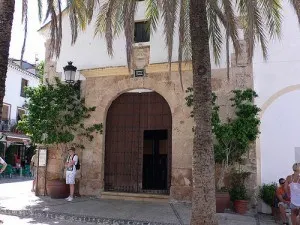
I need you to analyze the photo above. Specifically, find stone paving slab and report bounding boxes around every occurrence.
[0,214,92,225]
[43,198,179,224]
[218,213,256,224]
[0,209,270,225]
[0,179,279,225]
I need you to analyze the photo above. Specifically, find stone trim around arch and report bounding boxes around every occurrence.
[79,72,194,201]
[260,84,300,118]
[256,84,300,185]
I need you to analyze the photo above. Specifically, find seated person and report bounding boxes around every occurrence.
[276,178,290,225]
[14,154,21,168]
[14,154,21,174]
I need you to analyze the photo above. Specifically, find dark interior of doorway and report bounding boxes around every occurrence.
[143,129,168,190]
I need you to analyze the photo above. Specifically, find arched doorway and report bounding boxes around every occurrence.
[104,89,172,194]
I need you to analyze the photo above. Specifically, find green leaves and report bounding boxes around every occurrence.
[186,88,260,165]
[17,78,103,148]
[229,170,251,200]
[213,89,260,165]
[259,183,277,206]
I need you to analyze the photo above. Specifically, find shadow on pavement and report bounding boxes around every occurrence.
[0,180,278,225]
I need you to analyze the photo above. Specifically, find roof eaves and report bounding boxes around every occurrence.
[38,7,69,32]
[7,62,39,79]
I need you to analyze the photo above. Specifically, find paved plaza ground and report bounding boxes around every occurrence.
[0,178,277,225]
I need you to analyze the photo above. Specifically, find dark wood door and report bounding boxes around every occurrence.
[104,92,172,193]
[143,130,168,190]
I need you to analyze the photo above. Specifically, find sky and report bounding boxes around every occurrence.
[9,1,46,64]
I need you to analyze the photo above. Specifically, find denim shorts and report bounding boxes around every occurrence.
[290,203,300,209]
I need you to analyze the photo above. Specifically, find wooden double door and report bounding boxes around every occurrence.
[104,92,172,193]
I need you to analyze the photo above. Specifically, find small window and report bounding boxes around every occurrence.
[134,21,150,43]
[20,79,28,97]
[17,108,26,122]
[2,104,10,121]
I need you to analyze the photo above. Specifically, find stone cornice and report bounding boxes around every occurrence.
[80,62,193,78]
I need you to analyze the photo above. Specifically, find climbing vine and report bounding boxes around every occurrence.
[18,78,103,148]
[186,88,260,189]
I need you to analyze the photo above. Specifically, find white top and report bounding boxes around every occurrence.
[66,154,78,172]
[290,175,300,206]
[0,157,6,164]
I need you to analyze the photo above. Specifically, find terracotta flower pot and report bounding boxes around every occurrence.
[216,192,230,213]
[234,200,248,214]
[46,179,69,199]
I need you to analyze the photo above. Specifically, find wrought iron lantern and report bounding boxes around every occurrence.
[63,62,77,84]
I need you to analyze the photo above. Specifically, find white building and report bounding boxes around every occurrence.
[255,0,300,186]
[38,1,300,202]
[1,59,40,143]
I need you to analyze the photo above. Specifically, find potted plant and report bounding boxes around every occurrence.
[259,183,277,215]
[215,186,230,213]
[186,88,260,213]
[18,78,103,198]
[229,170,250,214]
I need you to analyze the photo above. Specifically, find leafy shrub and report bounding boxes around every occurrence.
[229,185,249,201]
[229,170,250,201]
[259,183,277,207]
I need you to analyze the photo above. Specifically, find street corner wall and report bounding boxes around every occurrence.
[211,51,257,207]
[36,146,64,196]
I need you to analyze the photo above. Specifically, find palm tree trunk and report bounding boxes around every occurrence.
[0,0,15,120]
[190,1,217,224]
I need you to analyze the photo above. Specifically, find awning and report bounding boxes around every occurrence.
[0,132,30,145]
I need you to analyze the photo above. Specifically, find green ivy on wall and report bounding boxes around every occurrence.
[186,88,260,189]
[18,78,103,148]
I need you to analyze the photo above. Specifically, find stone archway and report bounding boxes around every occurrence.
[104,90,172,194]
[256,84,300,185]
[80,74,193,200]
[260,84,300,117]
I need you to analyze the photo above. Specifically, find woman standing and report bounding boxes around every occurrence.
[285,163,300,225]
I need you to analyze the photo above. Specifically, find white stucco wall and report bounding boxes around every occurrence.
[260,91,300,184]
[4,66,40,121]
[254,0,300,184]
[41,1,231,73]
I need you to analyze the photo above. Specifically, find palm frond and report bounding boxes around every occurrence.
[145,0,161,33]
[223,0,240,53]
[21,0,28,69]
[289,0,300,25]
[69,5,79,45]
[105,0,118,56]
[178,0,190,90]
[207,0,223,66]
[86,0,99,24]
[223,0,239,79]
[161,0,179,74]
[67,0,88,45]
[45,0,62,58]
[259,0,282,39]
[123,0,136,72]
[113,2,126,37]
[238,0,268,60]
[95,0,125,56]
[94,1,109,36]
[37,0,43,22]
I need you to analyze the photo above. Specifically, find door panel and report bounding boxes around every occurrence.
[105,92,172,193]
